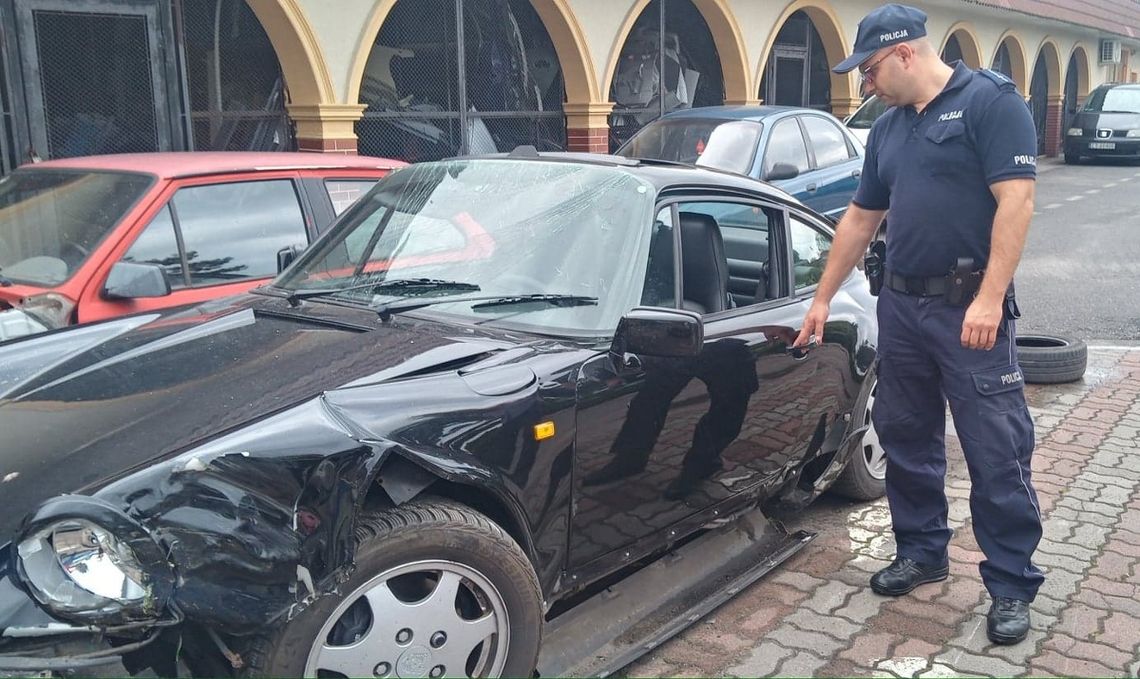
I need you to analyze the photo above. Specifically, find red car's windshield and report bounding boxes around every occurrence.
[0,169,152,286]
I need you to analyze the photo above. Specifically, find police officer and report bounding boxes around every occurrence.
[794,4,1042,645]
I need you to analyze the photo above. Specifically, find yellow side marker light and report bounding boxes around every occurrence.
[534,421,556,441]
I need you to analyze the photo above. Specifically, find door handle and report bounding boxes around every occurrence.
[786,337,818,360]
[852,169,862,178]
[805,183,818,192]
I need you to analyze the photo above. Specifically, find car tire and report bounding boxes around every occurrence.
[1064,152,1080,164]
[831,376,887,501]
[1016,334,1088,384]
[244,498,543,678]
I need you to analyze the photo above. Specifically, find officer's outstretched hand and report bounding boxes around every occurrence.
[795,300,829,347]
[961,296,1003,351]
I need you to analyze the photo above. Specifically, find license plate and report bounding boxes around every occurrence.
[1089,142,1116,150]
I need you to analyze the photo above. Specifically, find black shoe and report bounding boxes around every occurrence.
[987,597,1031,645]
[869,557,950,596]
[662,459,724,500]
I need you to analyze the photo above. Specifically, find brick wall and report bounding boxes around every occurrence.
[297,137,359,154]
[1045,95,1063,156]
[567,127,609,153]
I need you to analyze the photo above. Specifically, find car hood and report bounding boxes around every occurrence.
[1072,110,1140,130]
[0,295,526,538]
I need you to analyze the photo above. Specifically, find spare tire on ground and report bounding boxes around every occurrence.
[1016,335,1088,384]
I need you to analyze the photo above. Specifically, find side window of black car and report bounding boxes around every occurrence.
[802,115,854,168]
[789,214,832,291]
[762,119,811,179]
[639,207,676,308]
[672,201,781,312]
[170,180,308,287]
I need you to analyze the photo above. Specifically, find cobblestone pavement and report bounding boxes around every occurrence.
[621,348,1140,678]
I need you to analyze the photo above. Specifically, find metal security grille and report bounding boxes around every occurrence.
[175,0,291,151]
[356,0,566,163]
[0,32,15,174]
[29,9,160,157]
[608,0,724,151]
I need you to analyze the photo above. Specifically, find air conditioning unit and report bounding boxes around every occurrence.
[1100,38,1122,64]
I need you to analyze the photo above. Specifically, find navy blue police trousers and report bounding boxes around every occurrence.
[873,287,1044,601]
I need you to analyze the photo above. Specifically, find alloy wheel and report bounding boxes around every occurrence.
[861,381,887,480]
[305,560,510,678]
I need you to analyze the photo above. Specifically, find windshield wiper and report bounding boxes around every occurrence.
[285,278,480,306]
[470,294,598,311]
[374,293,598,322]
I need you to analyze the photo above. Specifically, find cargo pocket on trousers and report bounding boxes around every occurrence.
[969,364,1034,469]
[971,364,1026,411]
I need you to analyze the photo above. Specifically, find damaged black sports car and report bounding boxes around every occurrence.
[0,152,882,678]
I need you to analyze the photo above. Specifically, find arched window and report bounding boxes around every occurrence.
[356,0,567,162]
[993,42,1014,80]
[177,0,291,151]
[1029,53,1049,154]
[942,34,964,65]
[759,11,831,111]
[608,0,725,150]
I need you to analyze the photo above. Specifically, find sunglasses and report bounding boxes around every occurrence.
[860,47,899,85]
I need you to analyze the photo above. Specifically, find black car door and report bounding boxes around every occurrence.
[569,196,831,570]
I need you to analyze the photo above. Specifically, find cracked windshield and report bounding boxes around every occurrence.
[277,159,657,334]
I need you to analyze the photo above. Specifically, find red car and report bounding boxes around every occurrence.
[0,152,403,340]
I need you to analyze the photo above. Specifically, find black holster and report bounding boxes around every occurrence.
[945,257,983,306]
[865,240,885,296]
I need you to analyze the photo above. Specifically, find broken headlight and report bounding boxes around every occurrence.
[14,496,174,623]
[19,292,77,330]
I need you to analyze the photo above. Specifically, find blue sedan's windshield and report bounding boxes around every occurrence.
[277,159,659,335]
[617,119,762,175]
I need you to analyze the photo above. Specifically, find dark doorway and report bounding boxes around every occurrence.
[759,11,830,111]
[942,34,964,65]
[1063,52,1080,148]
[608,0,724,151]
[357,0,567,162]
[12,0,177,159]
[1029,54,1048,155]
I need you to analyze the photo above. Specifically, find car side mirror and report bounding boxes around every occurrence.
[102,261,171,300]
[277,244,305,273]
[611,307,703,359]
[764,162,800,182]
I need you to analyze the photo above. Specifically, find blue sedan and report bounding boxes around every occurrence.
[617,106,866,219]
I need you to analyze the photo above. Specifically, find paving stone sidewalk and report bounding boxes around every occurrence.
[621,348,1140,678]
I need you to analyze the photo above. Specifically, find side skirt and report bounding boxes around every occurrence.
[536,508,814,678]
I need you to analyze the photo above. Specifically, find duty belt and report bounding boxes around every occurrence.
[883,270,952,297]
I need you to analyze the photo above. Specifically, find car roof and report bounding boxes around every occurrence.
[462,150,800,205]
[1099,83,1140,90]
[22,152,405,179]
[655,105,828,122]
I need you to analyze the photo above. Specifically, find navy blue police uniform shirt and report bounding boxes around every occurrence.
[853,62,1038,277]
